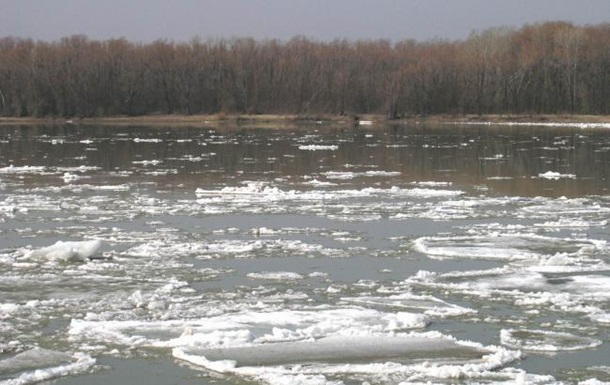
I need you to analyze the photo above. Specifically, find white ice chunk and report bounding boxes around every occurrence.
[0,165,46,174]
[538,171,576,179]
[247,272,304,281]
[341,293,476,317]
[23,240,103,262]
[298,145,339,151]
[174,334,489,368]
[413,234,542,261]
[412,233,603,261]
[62,172,80,183]
[458,121,610,129]
[0,348,95,385]
[501,329,602,351]
[173,334,522,385]
[323,171,400,179]
[68,308,430,349]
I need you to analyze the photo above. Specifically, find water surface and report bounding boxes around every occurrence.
[1,123,609,384]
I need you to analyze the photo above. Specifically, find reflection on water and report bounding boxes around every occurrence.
[1,123,609,385]
[1,123,609,196]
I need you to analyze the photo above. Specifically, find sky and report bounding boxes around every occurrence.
[1,0,609,43]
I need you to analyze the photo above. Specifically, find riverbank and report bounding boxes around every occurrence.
[1,113,609,128]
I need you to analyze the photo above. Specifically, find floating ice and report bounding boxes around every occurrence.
[480,154,505,160]
[0,348,95,385]
[323,171,401,180]
[535,218,608,228]
[407,267,610,327]
[298,145,339,151]
[173,333,522,385]
[3,125,610,384]
[458,121,610,129]
[413,234,538,261]
[55,166,100,173]
[412,233,604,261]
[175,334,488,367]
[247,272,304,281]
[538,171,576,179]
[23,240,103,262]
[68,307,431,350]
[133,138,162,143]
[195,182,462,202]
[500,329,602,351]
[0,165,46,174]
[302,179,337,187]
[341,293,476,317]
[519,197,610,220]
[411,181,453,187]
[132,160,162,166]
[579,379,610,385]
[122,238,346,259]
[62,172,80,183]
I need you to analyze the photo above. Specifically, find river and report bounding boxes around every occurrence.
[1,122,609,384]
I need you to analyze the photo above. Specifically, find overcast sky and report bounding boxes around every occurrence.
[2,0,609,43]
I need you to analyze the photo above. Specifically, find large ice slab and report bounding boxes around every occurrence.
[175,334,490,367]
[173,333,522,384]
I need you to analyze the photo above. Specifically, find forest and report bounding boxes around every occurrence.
[0,21,609,118]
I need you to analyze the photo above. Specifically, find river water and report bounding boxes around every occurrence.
[1,122,609,385]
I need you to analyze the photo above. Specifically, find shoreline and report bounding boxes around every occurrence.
[1,113,609,128]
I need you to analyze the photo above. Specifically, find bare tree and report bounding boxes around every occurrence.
[0,23,608,118]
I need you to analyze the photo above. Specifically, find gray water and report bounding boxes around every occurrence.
[0,123,609,384]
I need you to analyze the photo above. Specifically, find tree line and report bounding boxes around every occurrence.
[1,21,609,118]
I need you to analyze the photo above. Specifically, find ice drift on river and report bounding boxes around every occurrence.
[23,240,103,262]
[172,333,522,384]
[500,329,602,351]
[0,348,95,385]
[68,306,523,384]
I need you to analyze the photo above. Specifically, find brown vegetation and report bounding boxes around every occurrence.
[1,22,609,119]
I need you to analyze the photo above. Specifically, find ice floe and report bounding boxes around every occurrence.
[173,333,522,384]
[68,306,523,384]
[194,181,464,221]
[500,329,602,352]
[341,292,476,317]
[0,348,95,385]
[458,121,610,129]
[122,238,346,259]
[61,172,82,183]
[68,307,431,349]
[538,171,577,179]
[323,171,401,179]
[247,272,305,281]
[0,166,46,174]
[298,145,339,151]
[22,240,103,262]
[518,197,610,220]
[411,233,604,261]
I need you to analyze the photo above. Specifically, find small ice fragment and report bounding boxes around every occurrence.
[538,171,576,179]
[298,144,339,151]
[62,172,80,183]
